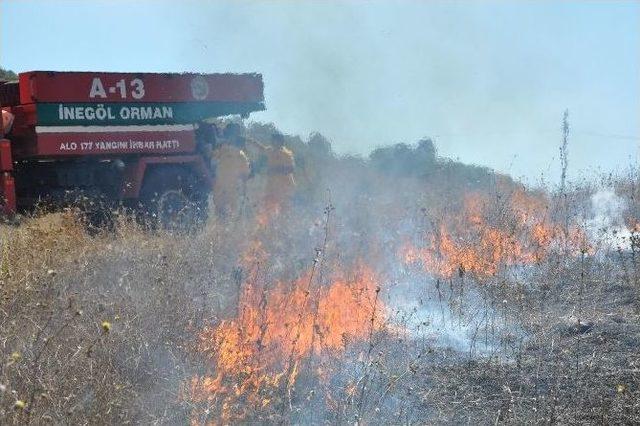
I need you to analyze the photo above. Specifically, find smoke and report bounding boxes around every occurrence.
[385,274,507,354]
[584,189,632,251]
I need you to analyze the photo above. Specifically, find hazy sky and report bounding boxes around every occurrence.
[1,0,639,183]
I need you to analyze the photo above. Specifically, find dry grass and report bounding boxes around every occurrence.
[0,135,639,424]
[0,212,243,424]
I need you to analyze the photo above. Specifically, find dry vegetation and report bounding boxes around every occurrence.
[1,124,639,424]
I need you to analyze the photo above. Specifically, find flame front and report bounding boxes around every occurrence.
[188,260,383,424]
[402,190,590,278]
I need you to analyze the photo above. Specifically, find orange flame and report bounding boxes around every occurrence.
[188,262,383,424]
[402,190,589,278]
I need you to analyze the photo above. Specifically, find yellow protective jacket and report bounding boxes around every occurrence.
[212,145,251,217]
[264,146,296,210]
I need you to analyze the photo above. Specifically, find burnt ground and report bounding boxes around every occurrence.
[411,263,640,425]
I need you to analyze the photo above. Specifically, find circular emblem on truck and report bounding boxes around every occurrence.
[190,75,209,100]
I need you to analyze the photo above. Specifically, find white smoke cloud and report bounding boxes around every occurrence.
[584,189,632,251]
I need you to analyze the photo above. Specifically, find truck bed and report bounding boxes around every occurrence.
[3,71,264,159]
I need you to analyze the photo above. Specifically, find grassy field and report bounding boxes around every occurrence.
[1,128,639,424]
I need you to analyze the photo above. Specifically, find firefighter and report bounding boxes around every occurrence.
[1,109,14,137]
[212,123,250,219]
[244,131,296,223]
[264,132,296,215]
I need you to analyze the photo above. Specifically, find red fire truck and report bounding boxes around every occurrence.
[0,71,264,227]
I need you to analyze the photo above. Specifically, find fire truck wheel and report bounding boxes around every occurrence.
[139,166,209,231]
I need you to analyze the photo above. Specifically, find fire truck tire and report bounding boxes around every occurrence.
[139,165,209,230]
